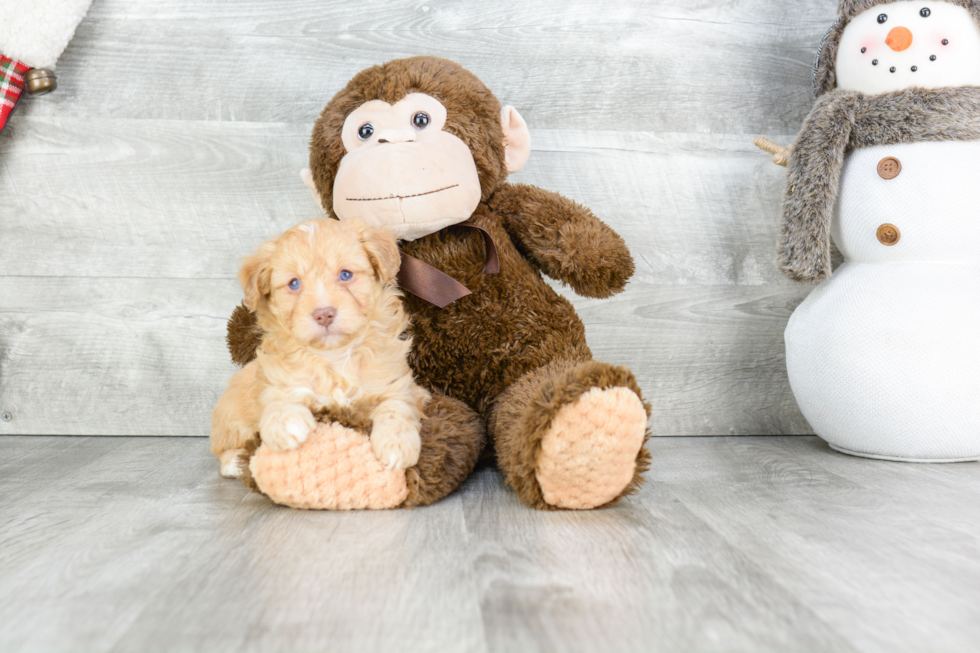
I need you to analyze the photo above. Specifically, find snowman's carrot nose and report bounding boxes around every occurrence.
[886,26,913,51]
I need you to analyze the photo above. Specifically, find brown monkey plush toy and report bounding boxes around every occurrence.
[227,56,650,510]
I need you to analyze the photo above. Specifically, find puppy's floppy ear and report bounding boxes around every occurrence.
[239,241,277,311]
[361,227,401,283]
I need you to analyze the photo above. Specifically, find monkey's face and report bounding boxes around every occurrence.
[332,93,483,242]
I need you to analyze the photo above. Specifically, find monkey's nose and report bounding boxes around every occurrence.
[886,26,913,52]
[375,128,416,144]
[313,306,337,327]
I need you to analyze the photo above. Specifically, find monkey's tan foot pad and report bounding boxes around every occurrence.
[250,422,408,510]
[535,387,648,510]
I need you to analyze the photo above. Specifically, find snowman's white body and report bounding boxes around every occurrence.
[785,140,980,460]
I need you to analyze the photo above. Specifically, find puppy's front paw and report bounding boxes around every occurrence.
[370,422,421,470]
[218,449,247,479]
[260,404,316,452]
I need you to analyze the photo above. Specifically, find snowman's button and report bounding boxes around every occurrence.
[877,157,902,179]
[876,223,901,246]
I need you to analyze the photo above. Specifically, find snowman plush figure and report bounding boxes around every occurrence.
[771,0,980,461]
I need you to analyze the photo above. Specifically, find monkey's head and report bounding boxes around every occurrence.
[304,56,531,241]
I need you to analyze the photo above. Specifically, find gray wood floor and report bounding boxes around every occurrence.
[0,0,841,437]
[2,435,978,653]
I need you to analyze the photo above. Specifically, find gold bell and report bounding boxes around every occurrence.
[25,69,57,96]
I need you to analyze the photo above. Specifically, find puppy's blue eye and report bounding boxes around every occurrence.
[288,278,301,290]
[339,270,353,281]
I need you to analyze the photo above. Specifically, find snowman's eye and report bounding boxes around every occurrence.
[878,13,888,23]
[920,7,931,17]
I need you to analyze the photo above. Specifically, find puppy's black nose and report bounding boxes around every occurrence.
[313,307,337,327]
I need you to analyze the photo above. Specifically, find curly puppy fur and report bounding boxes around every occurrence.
[780,86,980,282]
[229,56,648,510]
[211,218,429,476]
[813,0,980,97]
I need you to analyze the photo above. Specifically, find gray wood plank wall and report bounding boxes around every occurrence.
[0,0,838,436]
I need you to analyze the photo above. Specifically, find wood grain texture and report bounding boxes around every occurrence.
[0,0,840,436]
[0,122,796,284]
[0,277,242,435]
[461,468,856,653]
[16,0,833,134]
[2,435,979,652]
[653,437,980,653]
[0,118,314,280]
[0,278,811,436]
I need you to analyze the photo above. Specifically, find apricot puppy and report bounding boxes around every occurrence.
[210,218,428,478]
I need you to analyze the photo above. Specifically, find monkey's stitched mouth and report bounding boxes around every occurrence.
[346,184,458,202]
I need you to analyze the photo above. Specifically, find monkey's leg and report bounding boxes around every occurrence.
[404,393,486,508]
[245,392,484,510]
[489,359,651,510]
[245,420,409,510]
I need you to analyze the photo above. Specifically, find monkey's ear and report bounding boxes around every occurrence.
[300,168,327,213]
[239,241,277,311]
[501,105,531,173]
[362,227,401,283]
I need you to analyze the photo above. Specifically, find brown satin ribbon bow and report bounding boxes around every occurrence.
[397,221,499,308]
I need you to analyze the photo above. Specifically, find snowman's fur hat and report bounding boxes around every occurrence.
[813,0,980,96]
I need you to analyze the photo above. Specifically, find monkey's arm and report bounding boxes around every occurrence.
[488,183,634,298]
[228,303,262,366]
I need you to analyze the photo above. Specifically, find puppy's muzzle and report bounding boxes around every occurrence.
[313,306,337,328]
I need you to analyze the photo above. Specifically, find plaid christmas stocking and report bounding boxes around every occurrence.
[1,55,30,133]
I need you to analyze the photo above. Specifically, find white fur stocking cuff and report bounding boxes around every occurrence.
[0,0,94,69]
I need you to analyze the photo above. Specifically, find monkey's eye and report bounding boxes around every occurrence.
[412,112,430,130]
[357,123,374,140]
[288,278,301,290]
[339,270,353,282]
[920,7,931,16]
[878,13,888,23]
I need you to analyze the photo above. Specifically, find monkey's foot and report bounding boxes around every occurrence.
[535,386,648,510]
[249,422,408,510]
